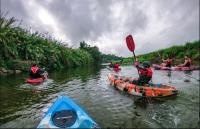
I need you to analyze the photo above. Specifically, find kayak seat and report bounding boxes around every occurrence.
[52,110,77,128]
[148,83,161,87]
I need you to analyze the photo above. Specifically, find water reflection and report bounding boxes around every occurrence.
[167,71,172,83]
[0,65,199,128]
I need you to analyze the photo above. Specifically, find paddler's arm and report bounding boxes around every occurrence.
[162,59,167,62]
[133,61,146,71]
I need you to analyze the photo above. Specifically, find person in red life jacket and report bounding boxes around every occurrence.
[177,56,192,67]
[29,64,43,78]
[132,61,153,86]
[161,58,173,67]
[113,62,120,69]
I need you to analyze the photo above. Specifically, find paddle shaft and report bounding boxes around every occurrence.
[132,51,140,82]
[133,51,136,60]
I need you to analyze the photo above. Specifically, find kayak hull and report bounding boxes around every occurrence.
[26,78,44,85]
[37,95,98,128]
[108,73,178,98]
[153,64,199,71]
[26,72,48,85]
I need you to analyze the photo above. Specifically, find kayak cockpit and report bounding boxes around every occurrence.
[52,110,77,128]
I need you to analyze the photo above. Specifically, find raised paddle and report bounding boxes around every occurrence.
[126,35,136,61]
[125,35,155,98]
[125,34,140,93]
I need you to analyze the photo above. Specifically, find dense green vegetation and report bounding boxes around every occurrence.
[1,14,199,73]
[101,54,123,63]
[122,40,200,65]
[79,41,102,64]
[0,15,102,71]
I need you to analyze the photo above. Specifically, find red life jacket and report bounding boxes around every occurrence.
[166,60,172,65]
[185,58,192,67]
[31,66,39,74]
[114,64,120,68]
[138,68,152,77]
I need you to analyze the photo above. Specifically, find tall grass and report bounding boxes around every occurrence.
[122,41,200,65]
[0,14,100,70]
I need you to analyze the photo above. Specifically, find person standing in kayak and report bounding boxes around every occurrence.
[29,64,43,78]
[132,60,153,85]
[161,58,173,67]
[177,56,192,67]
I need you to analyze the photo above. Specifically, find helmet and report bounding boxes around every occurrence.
[143,61,151,68]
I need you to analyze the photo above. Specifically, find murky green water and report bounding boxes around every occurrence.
[0,65,199,128]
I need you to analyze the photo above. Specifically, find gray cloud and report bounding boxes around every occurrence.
[1,0,199,57]
[1,0,29,24]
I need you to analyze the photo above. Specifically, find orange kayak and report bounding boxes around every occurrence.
[108,74,178,98]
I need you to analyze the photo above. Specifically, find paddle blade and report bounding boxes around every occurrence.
[126,35,135,52]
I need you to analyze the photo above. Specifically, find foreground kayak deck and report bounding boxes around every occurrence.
[37,95,98,128]
[153,64,199,71]
[108,74,178,98]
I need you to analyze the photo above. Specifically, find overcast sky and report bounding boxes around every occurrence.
[1,0,199,57]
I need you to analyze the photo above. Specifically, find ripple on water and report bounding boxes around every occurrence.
[0,66,199,128]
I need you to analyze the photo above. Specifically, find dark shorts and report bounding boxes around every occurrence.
[165,64,171,67]
[132,76,151,86]
[29,72,42,79]
[184,62,191,67]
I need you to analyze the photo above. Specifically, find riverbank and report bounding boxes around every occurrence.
[122,40,200,66]
[0,15,102,75]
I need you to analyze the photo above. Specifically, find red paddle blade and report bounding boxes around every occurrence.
[126,35,135,52]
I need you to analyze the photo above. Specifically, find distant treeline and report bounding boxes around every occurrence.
[101,54,123,63]
[0,14,102,72]
[122,40,200,65]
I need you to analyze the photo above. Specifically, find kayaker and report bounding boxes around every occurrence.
[161,58,173,67]
[113,62,120,69]
[177,56,192,67]
[132,60,153,85]
[29,64,43,79]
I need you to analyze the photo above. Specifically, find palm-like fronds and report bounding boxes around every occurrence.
[0,13,16,29]
[0,14,102,70]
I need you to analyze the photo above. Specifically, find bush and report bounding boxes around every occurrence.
[0,15,100,70]
[122,40,200,65]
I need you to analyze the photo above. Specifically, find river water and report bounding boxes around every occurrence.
[0,65,199,128]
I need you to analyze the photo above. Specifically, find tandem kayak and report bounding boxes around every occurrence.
[26,71,48,85]
[108,74,178,98]
[37,95,98,128]
[153,64,199,71]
